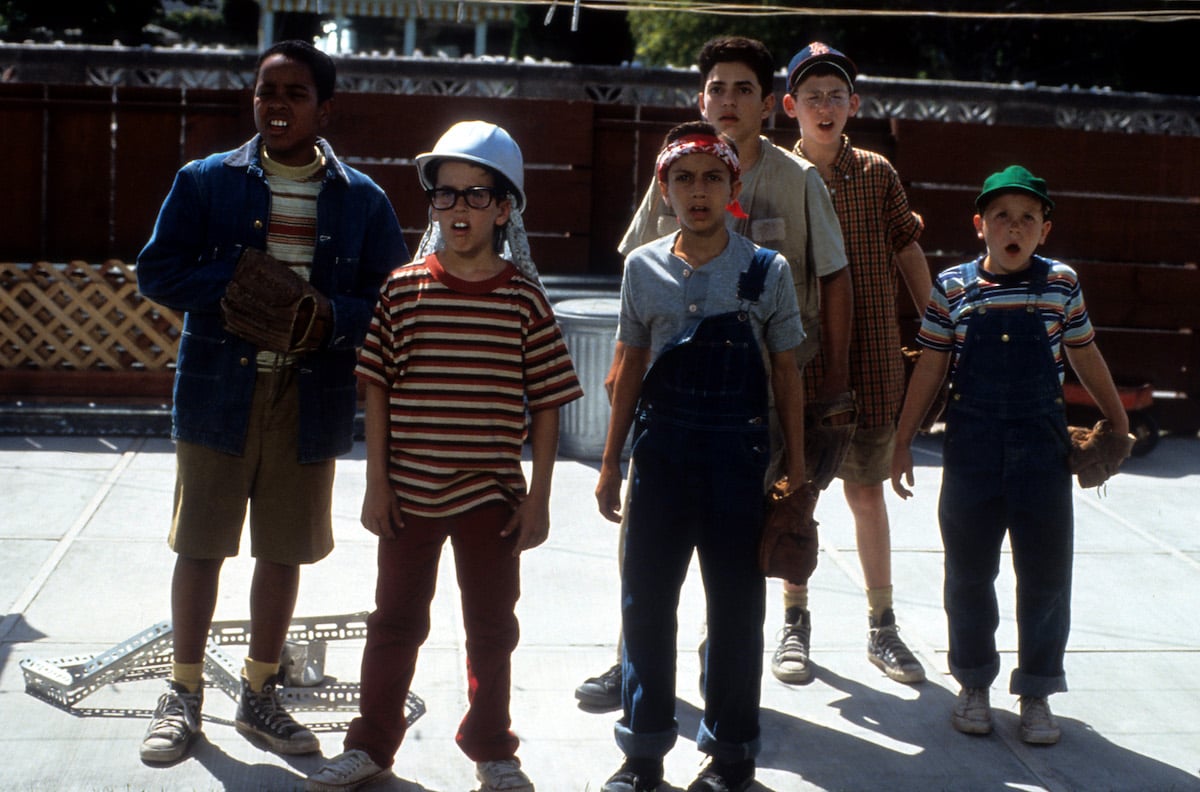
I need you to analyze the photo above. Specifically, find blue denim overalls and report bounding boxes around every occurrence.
[939,257,1073,698]
[616,250,775,763]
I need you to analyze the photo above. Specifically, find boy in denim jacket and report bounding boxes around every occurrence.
[136,39,407,764]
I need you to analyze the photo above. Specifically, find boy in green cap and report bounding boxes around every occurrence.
[891,164,1131,744]
[775,40,934,686]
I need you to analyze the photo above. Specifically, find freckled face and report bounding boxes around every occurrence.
[975,192,1052,275]
[784,73,859,145]
[253,54,330,166]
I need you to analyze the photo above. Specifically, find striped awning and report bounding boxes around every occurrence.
[258,0,514,22]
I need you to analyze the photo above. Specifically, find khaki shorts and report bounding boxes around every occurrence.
[837,423,897,485]
[169,369,335,565]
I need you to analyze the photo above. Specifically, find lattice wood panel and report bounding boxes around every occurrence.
[0,260,181,371]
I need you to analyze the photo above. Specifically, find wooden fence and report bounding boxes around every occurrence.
[1,83,1198,433]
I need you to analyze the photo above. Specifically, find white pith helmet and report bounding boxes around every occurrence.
[415,120,527,213]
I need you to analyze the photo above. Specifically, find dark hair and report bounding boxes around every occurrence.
[661,121,739,158]
[255,40,336,104]
[697,36,776,99]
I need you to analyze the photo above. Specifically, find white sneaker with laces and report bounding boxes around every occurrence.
[305,749,388,791]
[476,758,535,792]
[1019,696,1062,745]
[951,686,993,735]
[139,681,203,763]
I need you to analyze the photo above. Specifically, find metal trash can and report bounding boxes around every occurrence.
[555,297,629,461]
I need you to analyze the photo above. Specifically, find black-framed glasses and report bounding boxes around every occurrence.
[427,186,501,210]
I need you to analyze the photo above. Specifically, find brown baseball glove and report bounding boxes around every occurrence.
[1068,419,1135,489]
[220,248,332,354]
[759,478,819,582]
[804,390,858,491]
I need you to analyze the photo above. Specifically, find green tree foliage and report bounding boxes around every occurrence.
[626,0,1199,96]
[0,0,161,43]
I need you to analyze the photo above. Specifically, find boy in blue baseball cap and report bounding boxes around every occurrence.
[773,40,934,688]
[892,164,1132,744]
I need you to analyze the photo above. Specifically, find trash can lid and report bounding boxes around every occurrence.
[554,297,621,322]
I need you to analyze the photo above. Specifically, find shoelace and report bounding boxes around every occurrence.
[250,686,300,732]
[776,623,810,654]
[479,760,528,787]
[325,750,374,776]
[149,690,197,733]
[960,689,989,714]
[873,625,914,661]
[1022,698,1054,726]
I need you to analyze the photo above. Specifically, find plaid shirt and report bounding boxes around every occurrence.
[797,136,923,428]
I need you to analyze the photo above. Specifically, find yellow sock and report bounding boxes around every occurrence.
[867,586,894,621]
[783,586,809,612]
[171,661,204,694]
[242,657,280,692]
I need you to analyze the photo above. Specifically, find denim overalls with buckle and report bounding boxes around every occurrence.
[616,249,775,763]
[939,256,1074,698]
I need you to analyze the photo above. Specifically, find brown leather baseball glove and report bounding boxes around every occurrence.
[759,478,819,582]
[803,390,858,491]
[220,248,332,354]
[1068,419,1135,489]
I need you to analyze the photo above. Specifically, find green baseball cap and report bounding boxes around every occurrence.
[975,165,1055,213]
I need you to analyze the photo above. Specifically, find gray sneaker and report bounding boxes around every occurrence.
[235,675,319,754]
[140,680,203,763]
[771,607,812,684]
[868,609,926,684]
[951,687,993,735]
[476,758,535,792]
[1019,696,1062,745]
[306,749,388,791]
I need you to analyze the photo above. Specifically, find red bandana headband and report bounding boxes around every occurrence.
[654,133,748,219]
[655,133,741,182]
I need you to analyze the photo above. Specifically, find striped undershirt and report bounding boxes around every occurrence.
[257,144,324,369]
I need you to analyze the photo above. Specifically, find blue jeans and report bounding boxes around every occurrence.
[940,410,1073,697]
[617,410,768,762]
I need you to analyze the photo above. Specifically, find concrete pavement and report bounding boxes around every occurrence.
[1,431,1198,791]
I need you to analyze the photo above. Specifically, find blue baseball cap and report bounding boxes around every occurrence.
[787,42,857,93]
[975,165,1055,213]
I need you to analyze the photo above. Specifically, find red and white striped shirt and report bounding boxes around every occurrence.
[357,254,583,517]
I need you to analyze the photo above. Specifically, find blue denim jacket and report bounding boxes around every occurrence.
[137,136,408,462]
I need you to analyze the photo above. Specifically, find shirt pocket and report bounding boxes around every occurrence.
[751,217,786,244]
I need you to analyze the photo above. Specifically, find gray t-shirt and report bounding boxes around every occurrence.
[618,137,846,365]
[618,232,805,363]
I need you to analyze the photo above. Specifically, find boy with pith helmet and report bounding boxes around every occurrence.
[306,121,582,792]
[575,34,850,711]
[892,165,1131,744]
[772,41,933,686]
[136,39,407,765]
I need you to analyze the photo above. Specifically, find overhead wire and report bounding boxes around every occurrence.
[511,0,1200,23]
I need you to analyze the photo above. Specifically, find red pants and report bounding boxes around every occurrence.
[344,501,521,766]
